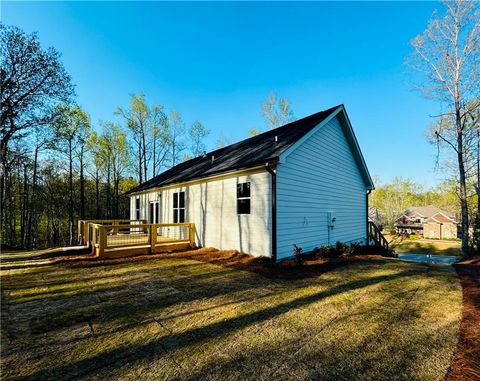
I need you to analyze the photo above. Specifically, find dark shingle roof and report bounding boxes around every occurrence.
[126,105,341,194]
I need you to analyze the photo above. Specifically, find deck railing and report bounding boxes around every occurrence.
[78,219,147,245]
[80,220,195,257]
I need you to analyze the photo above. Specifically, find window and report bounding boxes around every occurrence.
[237,182,251,214]
[135,197,140,220]
[173,191,185,223]
[149,201,160,224]
[155,202,159,223]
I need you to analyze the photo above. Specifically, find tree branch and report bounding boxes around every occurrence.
[435,130,459,153]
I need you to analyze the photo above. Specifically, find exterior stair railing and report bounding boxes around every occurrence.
[368,221,389,253]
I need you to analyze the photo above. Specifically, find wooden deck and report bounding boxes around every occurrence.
[79,220,195,259]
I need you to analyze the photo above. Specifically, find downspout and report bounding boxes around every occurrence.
[366,189,372,246]
[266,162,277,262]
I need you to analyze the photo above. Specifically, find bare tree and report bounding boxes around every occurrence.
[98,121,131,218]
[407,0,480,254]
[151,105,169,177]
[261,91,294,130]
[0,24,73,238]
[189,120,210,157]
[169,109,186,166]
[50,105,89,245]
[116,94,150,184]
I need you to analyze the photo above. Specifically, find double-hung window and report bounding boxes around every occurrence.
[135,197,140,220]
[173,191,185,223]
[237,182,251,214]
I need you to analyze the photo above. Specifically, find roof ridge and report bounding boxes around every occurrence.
[192,104,342,160]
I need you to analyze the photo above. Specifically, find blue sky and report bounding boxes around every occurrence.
[3,1,445,187]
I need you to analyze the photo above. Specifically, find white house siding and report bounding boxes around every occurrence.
[276,115,367,260]
[130,169,272,257]
[129,191,161,221]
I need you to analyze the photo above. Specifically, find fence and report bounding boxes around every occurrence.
[79,220,195,258]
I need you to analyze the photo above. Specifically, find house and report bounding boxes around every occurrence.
[393,205,459,239]
[126,104,374,261]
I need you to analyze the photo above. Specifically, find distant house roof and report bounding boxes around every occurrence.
[396,206,457,223]
[426,212,458,224]
[126,105,374,195]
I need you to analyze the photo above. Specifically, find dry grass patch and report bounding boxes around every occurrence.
[1,249,462,381]
[387,235,461,256]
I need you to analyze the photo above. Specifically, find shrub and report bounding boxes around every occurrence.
[335,241,349,254]
[348,242,362,255]
[293,244,304,266]
[313,242,349,258]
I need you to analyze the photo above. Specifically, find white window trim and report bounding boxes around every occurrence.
[173,191,186,223]
[237,182,251,215]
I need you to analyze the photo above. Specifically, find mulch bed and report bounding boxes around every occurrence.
[53,247,383,280]
[446,256,480,381]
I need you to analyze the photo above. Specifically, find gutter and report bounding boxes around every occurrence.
[266,162,277,262]
[366,189,372,246]
[125,163,272,196]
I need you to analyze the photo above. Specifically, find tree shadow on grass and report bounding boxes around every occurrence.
[12,268,423,381]
[11,262,274,337]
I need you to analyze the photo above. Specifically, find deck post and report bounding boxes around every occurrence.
[189,223,196,247]
[112,220,119,236]
[150,225,157,254]
[85,222,90,245]
[78,220,83,244]
[98,226,107,257]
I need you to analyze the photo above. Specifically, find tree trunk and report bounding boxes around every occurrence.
[95,166,100,219]
[138,142,142,184]
[456,107,469,255]
[27,145,39,249]
[106,155,111,218]
[20,164,28,248]
[68,140,74,245]
[142,128,147,181]
[153,135,156,178]
[79,148,85,220]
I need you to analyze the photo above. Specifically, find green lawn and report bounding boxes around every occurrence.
[386,235,462,256]
[1,249,462,381]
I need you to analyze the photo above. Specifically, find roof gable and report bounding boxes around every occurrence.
[279,105,373,189]
[427,212,458,224]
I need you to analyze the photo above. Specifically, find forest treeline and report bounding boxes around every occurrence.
[0,24,294,249]
[370,177,478,231]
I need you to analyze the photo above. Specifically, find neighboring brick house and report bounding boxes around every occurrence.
[394,205,459,239]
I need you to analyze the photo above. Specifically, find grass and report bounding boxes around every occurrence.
[1,248,463,381]
[385,235,462,256]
